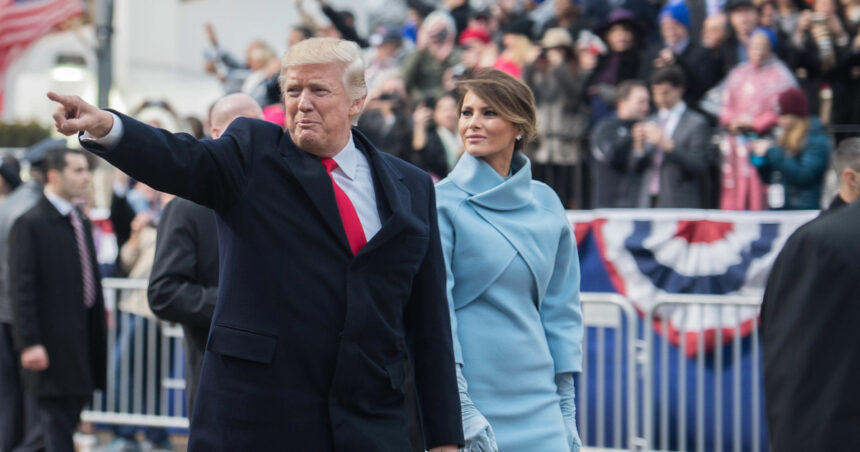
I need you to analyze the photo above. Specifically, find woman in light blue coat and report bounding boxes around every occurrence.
[436,68,583,452]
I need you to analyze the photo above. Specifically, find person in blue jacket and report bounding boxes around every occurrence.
[750,87,831,210]
[436,68,583,452]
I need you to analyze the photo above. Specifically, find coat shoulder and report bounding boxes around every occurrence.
[784,203,860,266]
[530,180,568,217]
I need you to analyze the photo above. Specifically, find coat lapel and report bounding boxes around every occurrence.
[352,129,410,255]
[279,134,352,255]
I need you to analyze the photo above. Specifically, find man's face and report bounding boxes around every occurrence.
[283,63,364,158]
[730,6,759,37]
[619,86,651,120]
[702,14,727,48]
[660,16,688,47]
[651,82,683,110]
[51,153,91,201]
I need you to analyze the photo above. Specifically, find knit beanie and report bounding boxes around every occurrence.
[778,88,809,117]
[659,1,691,30]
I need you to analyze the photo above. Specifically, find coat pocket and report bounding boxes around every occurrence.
[206,324,277,364]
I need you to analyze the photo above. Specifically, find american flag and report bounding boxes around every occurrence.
[0,0,85,113]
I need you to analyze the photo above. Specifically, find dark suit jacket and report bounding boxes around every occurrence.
[761,200,860,452]
[638,107,713,208]
[83,113,463,451]
[147,197,218,415]
[9,196,107,398]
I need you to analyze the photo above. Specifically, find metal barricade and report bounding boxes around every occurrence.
[81,278,189,428]
[79,281,768,450]
[578,293,644,452]
[643,294,764,452]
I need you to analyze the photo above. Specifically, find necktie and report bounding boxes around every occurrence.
[320,158,367,255]
[69,208,97,308]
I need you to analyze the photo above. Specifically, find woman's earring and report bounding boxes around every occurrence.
[516,135,522,141]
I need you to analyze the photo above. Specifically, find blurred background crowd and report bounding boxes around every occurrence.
[179,0,860,211]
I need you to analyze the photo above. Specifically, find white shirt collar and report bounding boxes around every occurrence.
[659,101,686,121]
[331,133,358,180]
[44,188,74,216]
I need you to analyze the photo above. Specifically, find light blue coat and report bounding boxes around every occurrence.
[436,152,583,451]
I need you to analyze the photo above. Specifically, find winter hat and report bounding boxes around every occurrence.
[659,1,692,30]
[778,88,809,117]
[751,26,777,51]
[459,26,491,45]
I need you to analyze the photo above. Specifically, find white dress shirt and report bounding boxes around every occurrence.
[44,189,74,216]
[82,112,382,242]
[327,135,382,242]
[658,101,687,139]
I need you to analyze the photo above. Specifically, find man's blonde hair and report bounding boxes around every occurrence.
[278,37,367,102]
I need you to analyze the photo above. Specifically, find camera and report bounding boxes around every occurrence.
[430,28,448,44]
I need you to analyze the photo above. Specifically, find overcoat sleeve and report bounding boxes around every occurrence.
[539,204,583,374]
[81,112,268,211]
[405,177,465,448]
[436,194,464,366]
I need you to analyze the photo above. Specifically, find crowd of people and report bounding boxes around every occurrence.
[1,0,860,451]
[197,0,860,211]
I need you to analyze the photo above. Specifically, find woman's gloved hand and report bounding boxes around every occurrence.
[556,372,582,452]
[457,364,498,452]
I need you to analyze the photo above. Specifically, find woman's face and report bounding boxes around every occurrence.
[748,33,772,67]
[777,114,799,130]
[434,95,459,132]
[458,90,519,161]
[606,24,634,52]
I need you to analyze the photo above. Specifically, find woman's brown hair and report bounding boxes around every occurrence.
[455,68,538,152]
[778,117,811,156]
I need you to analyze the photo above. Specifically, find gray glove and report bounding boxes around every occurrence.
[457,364,498,452]
[556,372,581,452]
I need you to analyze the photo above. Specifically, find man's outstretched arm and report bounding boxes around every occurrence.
[48,92,259,211]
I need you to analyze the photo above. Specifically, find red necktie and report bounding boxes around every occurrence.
[320,158,367,255]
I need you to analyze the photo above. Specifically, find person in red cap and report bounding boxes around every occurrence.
[749,87,831,210]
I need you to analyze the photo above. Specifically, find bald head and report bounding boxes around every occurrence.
[209,93,264,139]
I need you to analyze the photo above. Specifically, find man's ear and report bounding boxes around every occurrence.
[846,168,859,189]
[349,95,367,118]
[46,168,60,186]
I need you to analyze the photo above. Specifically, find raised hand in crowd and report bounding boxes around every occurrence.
[47,92,113,138]
[643,121,673,152]
[751,139,773,157]
[653,48,675,68]
[632,122,646,152]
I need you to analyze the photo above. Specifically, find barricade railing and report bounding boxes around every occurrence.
[643,294,764,452]
[578,292,644,452]
[82,280,769,451]
[81,278,189,429]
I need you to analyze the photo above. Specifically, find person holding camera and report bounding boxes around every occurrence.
[402,11,461,104]
[523,28,590,208]
[790,0,852,121]
[589,79,653,208]
[749,88,831,210]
